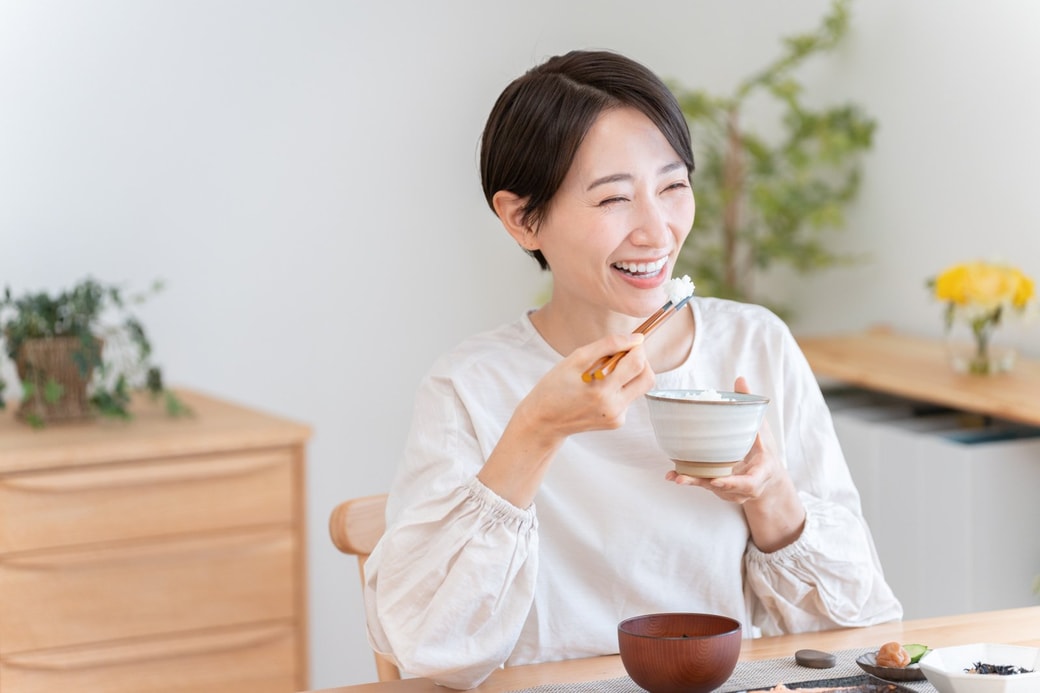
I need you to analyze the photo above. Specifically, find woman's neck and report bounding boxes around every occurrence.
[529,300,695,374]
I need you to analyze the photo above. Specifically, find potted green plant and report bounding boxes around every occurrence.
[671,0,875,314]
[0,277,189,427]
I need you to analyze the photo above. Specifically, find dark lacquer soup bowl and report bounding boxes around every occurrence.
[618,612,742,693]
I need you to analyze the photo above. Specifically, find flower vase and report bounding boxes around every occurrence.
[944,321,1016,375]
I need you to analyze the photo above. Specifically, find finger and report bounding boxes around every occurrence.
[739,434,770,475]
[592,342,651,393]
[733,375,750,394]
[746,431,765,457]
[665,470,711,488]
[598,332,645,359]
[615,343,652,383]
[666,468,736,488]
[580,334,645,382]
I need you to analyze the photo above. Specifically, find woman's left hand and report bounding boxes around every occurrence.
[665,375,806,551]
[664,376,779,502]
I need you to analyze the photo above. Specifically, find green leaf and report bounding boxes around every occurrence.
[670,0,872,312]
[146,366,164,394]
[164,391,192,417]
[89,388,132,420]
[123,317,152,360]
[43,378,64,404]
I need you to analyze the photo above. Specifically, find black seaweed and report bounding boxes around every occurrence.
[966,661,1035,675]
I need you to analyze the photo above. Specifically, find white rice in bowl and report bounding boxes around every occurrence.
[676,388,727,401]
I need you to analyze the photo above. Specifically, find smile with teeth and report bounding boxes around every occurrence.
[613,257,668,277]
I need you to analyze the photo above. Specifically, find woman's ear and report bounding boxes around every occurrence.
[492,191,539,251]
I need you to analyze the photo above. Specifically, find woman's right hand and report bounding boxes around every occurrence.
[477,332,654,507]
[524,332,654,436]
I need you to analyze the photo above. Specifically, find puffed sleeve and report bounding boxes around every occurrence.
[742,327,903,635]
[362,373,539,689]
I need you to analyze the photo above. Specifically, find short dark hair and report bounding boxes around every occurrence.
[479,50,695,270]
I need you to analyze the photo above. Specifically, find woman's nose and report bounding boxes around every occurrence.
[630,196,672,246]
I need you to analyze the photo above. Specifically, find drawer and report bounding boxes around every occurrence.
[0,528,295,653]
[0,622,299,693]
[0,450,295,553]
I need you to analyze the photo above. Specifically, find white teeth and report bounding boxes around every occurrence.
[614,257,667,275]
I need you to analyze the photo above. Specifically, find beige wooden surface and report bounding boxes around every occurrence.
[329,494,387,557]
[0,449,294,553]
[1,528,294,651]
[796,329,1040,427]
[303,606,1040,693]
[328,494,401,682]
[0,389,312,693]
[0,388,312,473]
[2,623,299,693]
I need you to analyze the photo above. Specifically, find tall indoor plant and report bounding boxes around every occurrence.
[0,277,188,427]
[672,0,875,313]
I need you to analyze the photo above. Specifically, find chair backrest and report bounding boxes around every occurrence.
[328,493,401,682]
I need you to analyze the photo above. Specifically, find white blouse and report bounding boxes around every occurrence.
[364,297,902,689]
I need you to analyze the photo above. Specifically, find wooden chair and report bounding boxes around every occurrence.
[328,493,401,682]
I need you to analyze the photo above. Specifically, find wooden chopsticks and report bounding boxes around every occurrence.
[581,295,692,382]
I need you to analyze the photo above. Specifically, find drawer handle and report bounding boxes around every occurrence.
[0,528,291,571]
[0,452,287,493]
[0,623,293,671]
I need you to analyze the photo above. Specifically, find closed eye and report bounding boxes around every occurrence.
[598,196,629,207]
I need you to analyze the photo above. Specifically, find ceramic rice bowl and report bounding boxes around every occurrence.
[645,389,769,478]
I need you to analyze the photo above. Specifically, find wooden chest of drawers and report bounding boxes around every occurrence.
[0,390,311,693]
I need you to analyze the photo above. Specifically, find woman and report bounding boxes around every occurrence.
[363,49,901,689]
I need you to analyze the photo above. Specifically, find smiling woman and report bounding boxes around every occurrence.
[492,106,695,341]
[359,49,902,690]
[479,50,695,277]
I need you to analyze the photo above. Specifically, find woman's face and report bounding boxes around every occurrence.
[533,106,695,319]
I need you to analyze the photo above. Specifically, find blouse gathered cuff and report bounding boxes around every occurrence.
[365,475,541,687]
[743,493,903,633]
[465,476,538,527]
[744,494,820,565]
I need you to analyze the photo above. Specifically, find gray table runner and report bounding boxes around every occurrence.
[508,647,937,693]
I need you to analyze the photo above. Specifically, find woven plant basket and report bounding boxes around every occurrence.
[15,336,102,424]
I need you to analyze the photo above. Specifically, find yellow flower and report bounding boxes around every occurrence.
[1012,267,1036,308]
[928,260,1035,374]
[930,261,1035,323]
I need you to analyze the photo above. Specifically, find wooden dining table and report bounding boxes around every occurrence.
[303,606,1040,693]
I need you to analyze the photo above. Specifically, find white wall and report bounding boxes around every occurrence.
[2,1,1038,687]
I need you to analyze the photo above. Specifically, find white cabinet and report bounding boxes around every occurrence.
[826,387,1040,620]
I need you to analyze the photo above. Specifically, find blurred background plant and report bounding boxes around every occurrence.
[670,0,875,315]
[0,277,189,427]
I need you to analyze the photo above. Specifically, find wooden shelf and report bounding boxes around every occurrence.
[0,389,312,693]
[796,328,1040,428]
[0,389,311,474]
